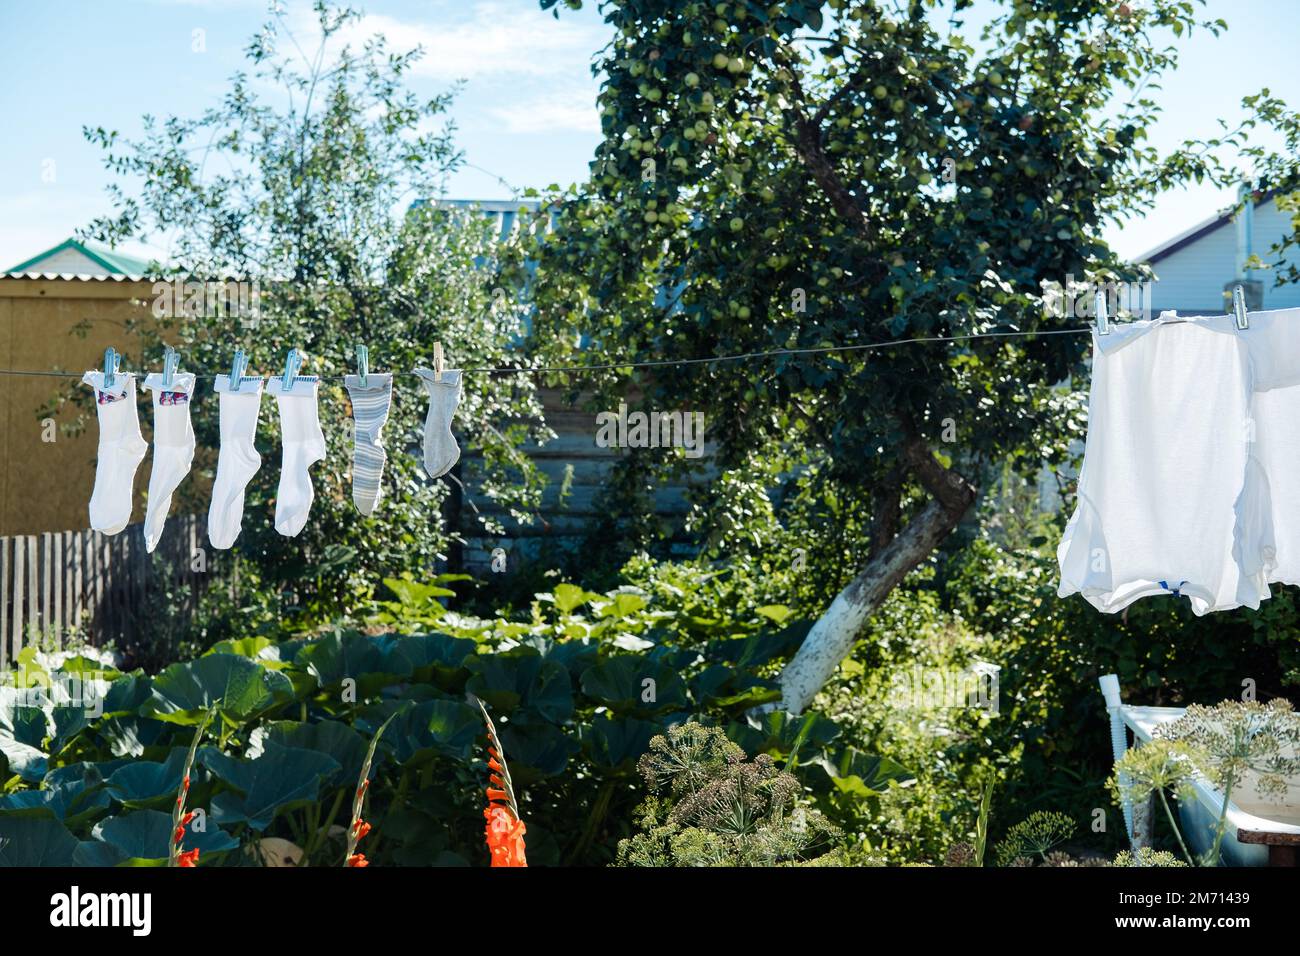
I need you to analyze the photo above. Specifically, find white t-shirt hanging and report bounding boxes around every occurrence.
[1057,312,1270,615]
[1238,307,1300,586]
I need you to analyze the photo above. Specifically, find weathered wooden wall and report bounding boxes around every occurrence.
[0,275,153,535]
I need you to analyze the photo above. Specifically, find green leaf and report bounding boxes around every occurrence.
[0,770,111,826]
[105,748,190,810]
[755,604,794,625]
[465,650,573,723]
[726,709,841,757]
[251,719,369,787]
[203,741,341,831]
[584,715,659,769]
[296,631,402,695]
[550,583,593,614]
[498,720,578,780]
[144,654,294,725]
[809,748,916,797]
[89,809,238,864]
[594,591,648,620]
[0,816,79,866]
[0,735,47,783]
[579,656,688,713]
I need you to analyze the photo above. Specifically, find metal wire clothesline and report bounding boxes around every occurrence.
[0,326,1092,380]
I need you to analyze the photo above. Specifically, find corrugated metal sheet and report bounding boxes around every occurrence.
[1,271,152,282]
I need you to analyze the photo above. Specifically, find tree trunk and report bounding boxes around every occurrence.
[772,438,976,714]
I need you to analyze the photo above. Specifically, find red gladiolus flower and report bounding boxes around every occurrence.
[182,776,191,791]
[178,848,200,868]
[173,825,186,845]
[181,811,195,826]
[353,820,372,841]
[483,805,527,868]
[346,853,369,867]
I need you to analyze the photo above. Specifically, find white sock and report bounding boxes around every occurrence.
[208,373,264,550]
[141,372,197,552]
[415,368,462,479]
[268,376,327,537]
[82,371,148,535]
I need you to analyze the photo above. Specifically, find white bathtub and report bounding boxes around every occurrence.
[1100,684,1300,867]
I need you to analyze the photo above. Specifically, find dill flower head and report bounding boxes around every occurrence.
[1155,699,1300,798]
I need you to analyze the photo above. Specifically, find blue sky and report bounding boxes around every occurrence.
[0,0,1296,270]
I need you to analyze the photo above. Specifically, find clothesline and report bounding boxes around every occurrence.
[0,326,1092,380]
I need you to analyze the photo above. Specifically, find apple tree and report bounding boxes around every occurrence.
[526,0,1225,711]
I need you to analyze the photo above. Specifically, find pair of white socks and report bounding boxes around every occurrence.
[82,368,324,548]
[82,370,198,548]
[208,374,326,548]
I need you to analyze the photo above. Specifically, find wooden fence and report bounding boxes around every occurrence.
[0,515,210,668]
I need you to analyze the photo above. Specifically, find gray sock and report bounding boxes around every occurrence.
[414,367,462,479]
[344,373,393,516]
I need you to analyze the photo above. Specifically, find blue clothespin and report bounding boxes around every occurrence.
[103,347,119,388]
[282,348,301,390]
[229,348,246,392]
[1232,284,1249,331]
[162,346,178,388]
[356,344,369,387]
[1094,290,1110,336]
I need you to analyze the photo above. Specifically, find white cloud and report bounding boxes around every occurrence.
[282,1,607,83]
[488,86,600,134]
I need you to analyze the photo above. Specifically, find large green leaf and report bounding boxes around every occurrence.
[0,769,111,826]
[498,720,578,780]
[372,699,479,764]
[584,715,660,769]
[726,709,842,759]
[0,816,80,866]
[202,741,340,831]
[105,748,190,810]
[465,650,573,723]
[102,674,152,717]
[98,715,169,758]
[88,809,238,865]
[250,719,368,786]
[705,622,809,669]
[143,654,294,725]
[808,748,916,798]
[548,583,597,614]
[374,633,477,684]
[0,686,49,747]
[295,631,401,696]
[579,656,688,713]
[0,735,47,783]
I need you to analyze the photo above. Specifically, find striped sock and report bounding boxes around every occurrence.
[344,373,393,516]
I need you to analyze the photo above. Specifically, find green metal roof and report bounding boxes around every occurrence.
[6,238,155,276]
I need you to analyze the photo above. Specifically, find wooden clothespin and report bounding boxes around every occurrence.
[356,344,369,387]
[1093,290,1110,336]
[229,348,246,391]
[282,348,301,389]
[433,341,445,382]
[1232,284,1249,331]
[103,347,119,388]
[162,345,178,388]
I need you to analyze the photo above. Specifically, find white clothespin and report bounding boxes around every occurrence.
[433,341,445,381]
